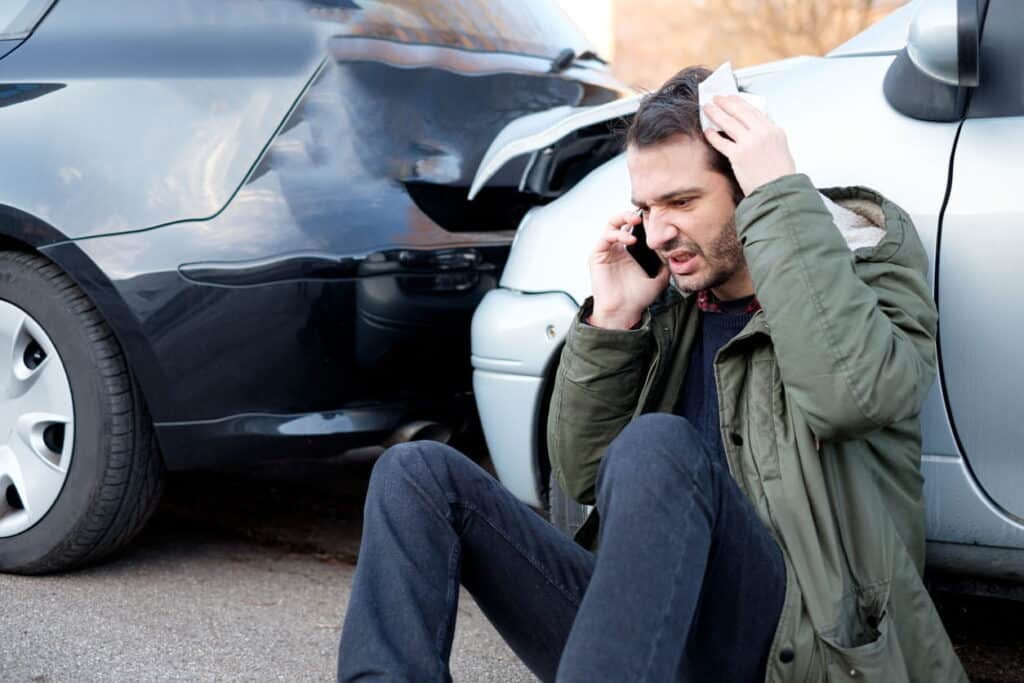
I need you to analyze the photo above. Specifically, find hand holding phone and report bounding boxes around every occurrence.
[588,209,669,330]
[626,217,664,279]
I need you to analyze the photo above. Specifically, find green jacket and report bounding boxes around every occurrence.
[547,174,967,682]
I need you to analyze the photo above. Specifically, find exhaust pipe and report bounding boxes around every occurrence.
[339,420,454,463]
[385,420,454,447]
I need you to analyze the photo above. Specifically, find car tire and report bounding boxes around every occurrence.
[0,251,164,574]
[548,470,588,539]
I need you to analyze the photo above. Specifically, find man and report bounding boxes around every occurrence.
[337,67,967,681]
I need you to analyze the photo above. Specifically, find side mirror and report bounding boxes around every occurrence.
[906,0,981,87]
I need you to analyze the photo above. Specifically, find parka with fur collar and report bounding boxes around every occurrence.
[548,173,967,681]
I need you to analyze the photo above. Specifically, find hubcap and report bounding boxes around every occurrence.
[0,301,74,537]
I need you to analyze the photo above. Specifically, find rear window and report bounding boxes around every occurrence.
[0,0,53,40]
[308,0,595,61]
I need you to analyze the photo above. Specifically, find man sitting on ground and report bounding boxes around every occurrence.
[336,66,966,682]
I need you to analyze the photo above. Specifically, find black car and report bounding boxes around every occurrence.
[0,0,628,573]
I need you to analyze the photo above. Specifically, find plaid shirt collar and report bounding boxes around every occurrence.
[696,289,762,314]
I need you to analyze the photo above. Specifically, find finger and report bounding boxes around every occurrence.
[703,128,736,155]
[703,101,747,142]
[607,210,642,231]
[597,225,637,249]
[713,94,764,129]
[708,96,749,134]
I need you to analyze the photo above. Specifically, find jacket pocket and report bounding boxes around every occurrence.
[820,608,908,682]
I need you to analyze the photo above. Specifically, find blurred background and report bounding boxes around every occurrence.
[557,0,910,89]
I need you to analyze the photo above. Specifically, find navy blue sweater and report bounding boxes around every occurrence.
[674,299,755,464]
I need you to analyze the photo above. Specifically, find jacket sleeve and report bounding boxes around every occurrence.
[546,298,653,505]
[736,174,938,441]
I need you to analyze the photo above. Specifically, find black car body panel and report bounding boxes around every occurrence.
[3,0,628,469]
[0,40,21,61]
[0,0,325,242]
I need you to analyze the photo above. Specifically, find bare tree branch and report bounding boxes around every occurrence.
[695,0,884,59]
[611,0,903,90]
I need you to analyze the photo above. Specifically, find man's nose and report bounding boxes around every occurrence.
[644,209,677,251]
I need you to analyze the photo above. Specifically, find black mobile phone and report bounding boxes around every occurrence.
[626,220,663,278]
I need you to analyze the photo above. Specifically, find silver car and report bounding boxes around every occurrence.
[470,0,1024,588]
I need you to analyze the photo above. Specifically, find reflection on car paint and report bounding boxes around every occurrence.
[8,0,627,470]
[55,53,622,464]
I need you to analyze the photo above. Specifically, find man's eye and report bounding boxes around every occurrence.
[673,199,691,207]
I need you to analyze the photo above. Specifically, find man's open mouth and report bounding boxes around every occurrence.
[667,251,700,275]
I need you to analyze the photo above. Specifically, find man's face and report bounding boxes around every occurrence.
[626,134,748,296]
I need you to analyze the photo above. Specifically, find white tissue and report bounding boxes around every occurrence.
[698,62,768,132]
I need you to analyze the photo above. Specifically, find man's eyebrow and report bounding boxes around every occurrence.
[631,187,704,208]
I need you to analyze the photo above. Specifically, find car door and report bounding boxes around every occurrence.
[935,0,1024,520]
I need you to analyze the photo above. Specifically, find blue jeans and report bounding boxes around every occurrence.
[337,414,786,682]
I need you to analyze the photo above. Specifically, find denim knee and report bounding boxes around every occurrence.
[597,414,711,495]
[369,440,485,509]
[369,441,449,501]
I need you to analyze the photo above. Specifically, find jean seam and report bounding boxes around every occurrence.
[388,457,461,678]
[435,539,461,681]
[452,500,586,607]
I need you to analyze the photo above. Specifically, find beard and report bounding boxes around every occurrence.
[662,216,746,294]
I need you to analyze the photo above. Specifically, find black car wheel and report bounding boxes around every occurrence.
[0,252,163,574]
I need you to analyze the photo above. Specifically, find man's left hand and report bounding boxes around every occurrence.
[702,95,796,197]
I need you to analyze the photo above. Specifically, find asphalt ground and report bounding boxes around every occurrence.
[2,455,534,682]
[3,453,1023,682]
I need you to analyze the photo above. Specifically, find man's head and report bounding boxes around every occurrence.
[625,66,751,298]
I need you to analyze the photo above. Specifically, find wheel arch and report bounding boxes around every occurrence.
[38,243,168,451]
[0,211,171,467]
[532,340,565,509]
[0,203,69,248]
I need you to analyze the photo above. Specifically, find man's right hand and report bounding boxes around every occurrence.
[588,211,670,329]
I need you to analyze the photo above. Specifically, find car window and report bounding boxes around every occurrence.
[0,0,53,40]
[308,0,595,61]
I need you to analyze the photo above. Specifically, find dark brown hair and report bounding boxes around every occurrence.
[624,66,743,204]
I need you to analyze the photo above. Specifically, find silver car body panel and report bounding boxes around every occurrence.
[937,116,1024,522]
[471,289,579,506]
[924,454,1024,579]
[468,96,641,200]
[472,4,1024,576]
[499,155,630,305]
